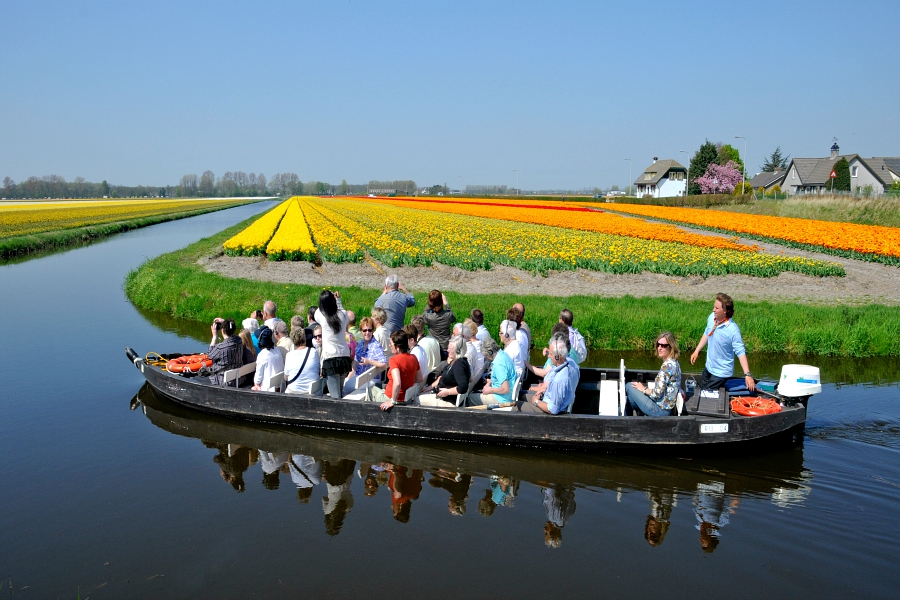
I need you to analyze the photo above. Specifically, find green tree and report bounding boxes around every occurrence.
[100,180,110,197]
[688,140,718,195]
[760,146,790,172]
[832,158,851,192]
[339,179,349,194]
[158,187,166,197]
[717,144,745,178]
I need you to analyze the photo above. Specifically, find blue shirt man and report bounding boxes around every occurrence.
[373,276,415,335]
[702,313,746,377]
[542,358,578,414]
[691,294,755,392]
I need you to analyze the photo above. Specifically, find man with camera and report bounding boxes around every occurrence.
[208,317,244,385]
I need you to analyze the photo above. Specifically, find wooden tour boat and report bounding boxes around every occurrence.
[125,347,822,451]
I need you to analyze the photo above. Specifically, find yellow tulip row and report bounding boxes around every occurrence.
[223,199,292,256]
[0,198,251,239]
[265,200,316,261]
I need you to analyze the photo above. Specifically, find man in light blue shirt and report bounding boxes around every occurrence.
[690,293,755,392]
[373,274,415,335]
[467,338,517,406]
[519,337,578,414]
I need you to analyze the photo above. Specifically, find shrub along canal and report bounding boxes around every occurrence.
[1,201,898,599]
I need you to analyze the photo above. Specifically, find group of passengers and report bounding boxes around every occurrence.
[207,273,753,418]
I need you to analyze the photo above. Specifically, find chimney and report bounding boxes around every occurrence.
[653,156,658,162]
[830,140,840,159]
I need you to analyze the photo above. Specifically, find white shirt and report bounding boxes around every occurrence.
[277,335,294,354]
[504,341,524,377]
[466,340,484,378]
[264,317,285,330]
[410,345,428,377]
[418,335,441,372]
[284,347,321,394]
[258,451,288,474]
[289,454,323,489]
[516,329,530,364]
[314,309,350,361]
[254,347,285,391]
[374,325,393,359]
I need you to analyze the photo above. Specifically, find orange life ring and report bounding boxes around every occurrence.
[730,397,782,417]
[165,354,213,373]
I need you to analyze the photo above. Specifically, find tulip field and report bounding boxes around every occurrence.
[598,203,900,266]
[0,198,256,239]
[223,196,845,278]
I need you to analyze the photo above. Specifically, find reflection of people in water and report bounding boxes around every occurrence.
[258,450,289,490]
[383,462,423,523]
[478,476,518,516]
[693,481,739,553]
[206,441,258,493]
[428,469,472,515]
[644,489,675,547]
[541,483,576,549]
[357,464,385,497]
[289,454,323,504]
[322,459,356,536]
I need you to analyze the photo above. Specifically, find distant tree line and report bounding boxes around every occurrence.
[2,172,429,200]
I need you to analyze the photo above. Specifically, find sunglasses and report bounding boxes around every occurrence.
[361,328,373,333]
[656,342,670,348]
[314,334,323,339]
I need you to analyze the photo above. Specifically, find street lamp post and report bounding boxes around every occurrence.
[679,150,688,196]
[513,169,518,197]
[624,159,632,196]
[735,135,747,195]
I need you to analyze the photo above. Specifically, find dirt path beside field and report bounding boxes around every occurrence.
[201,226,900,306]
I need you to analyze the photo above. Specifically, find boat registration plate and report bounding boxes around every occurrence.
[700,423,729,434]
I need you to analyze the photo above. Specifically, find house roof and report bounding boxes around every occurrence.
[788,155,858,186]
[858,157,900,187]
[634,159,686,186]
[749,171,786,189]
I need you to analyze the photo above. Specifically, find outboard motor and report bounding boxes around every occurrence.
[777,364,821,406]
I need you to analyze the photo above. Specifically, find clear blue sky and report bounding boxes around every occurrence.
[1,0,897,190]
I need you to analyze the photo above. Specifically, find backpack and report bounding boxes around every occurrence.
[571,328,588,364]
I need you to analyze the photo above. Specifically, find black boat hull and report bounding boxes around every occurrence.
[127,348,806,450]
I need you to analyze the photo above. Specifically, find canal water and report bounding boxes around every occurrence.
[1,203,898,599]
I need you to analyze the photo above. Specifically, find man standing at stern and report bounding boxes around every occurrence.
[374,274,415,335]
[690,293,755,392]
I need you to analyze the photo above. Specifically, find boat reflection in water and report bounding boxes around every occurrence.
[133,383,812,551]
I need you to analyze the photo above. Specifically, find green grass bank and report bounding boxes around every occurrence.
[124,216,900,357]
[0,200,264,261]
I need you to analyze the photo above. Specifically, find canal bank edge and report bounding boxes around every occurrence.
[123,215,900,357]
[0,199,265,261]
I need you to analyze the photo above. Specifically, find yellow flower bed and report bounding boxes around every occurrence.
[222,198,292,256]
[265,200,316,261]
[0,199,249,238]
[356,196,754,253]
[306,198,843,277]
[297,199,364,262]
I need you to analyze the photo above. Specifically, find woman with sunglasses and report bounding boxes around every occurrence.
[353,316,388,384]
[625,332,682,417]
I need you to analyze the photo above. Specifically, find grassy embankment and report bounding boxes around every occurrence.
[0,199,266,260]
[718,195,900,228]
[124,215,900,357]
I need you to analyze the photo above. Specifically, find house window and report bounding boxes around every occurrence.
[792,169,795,180]
[851,166,858,177]
[644,172,655,180]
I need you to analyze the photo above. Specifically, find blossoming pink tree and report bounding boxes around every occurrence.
[695,161,743,194]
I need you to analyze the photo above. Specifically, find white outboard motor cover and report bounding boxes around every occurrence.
[778,364,822,397]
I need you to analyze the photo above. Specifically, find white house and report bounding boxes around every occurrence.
[634,158,687,198]
[782,142,899,195]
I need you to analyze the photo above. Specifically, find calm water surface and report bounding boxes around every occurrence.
[2,203,899,599]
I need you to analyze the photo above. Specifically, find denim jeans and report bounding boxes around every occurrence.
[625,384,672,417]
[325,374,344,400]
